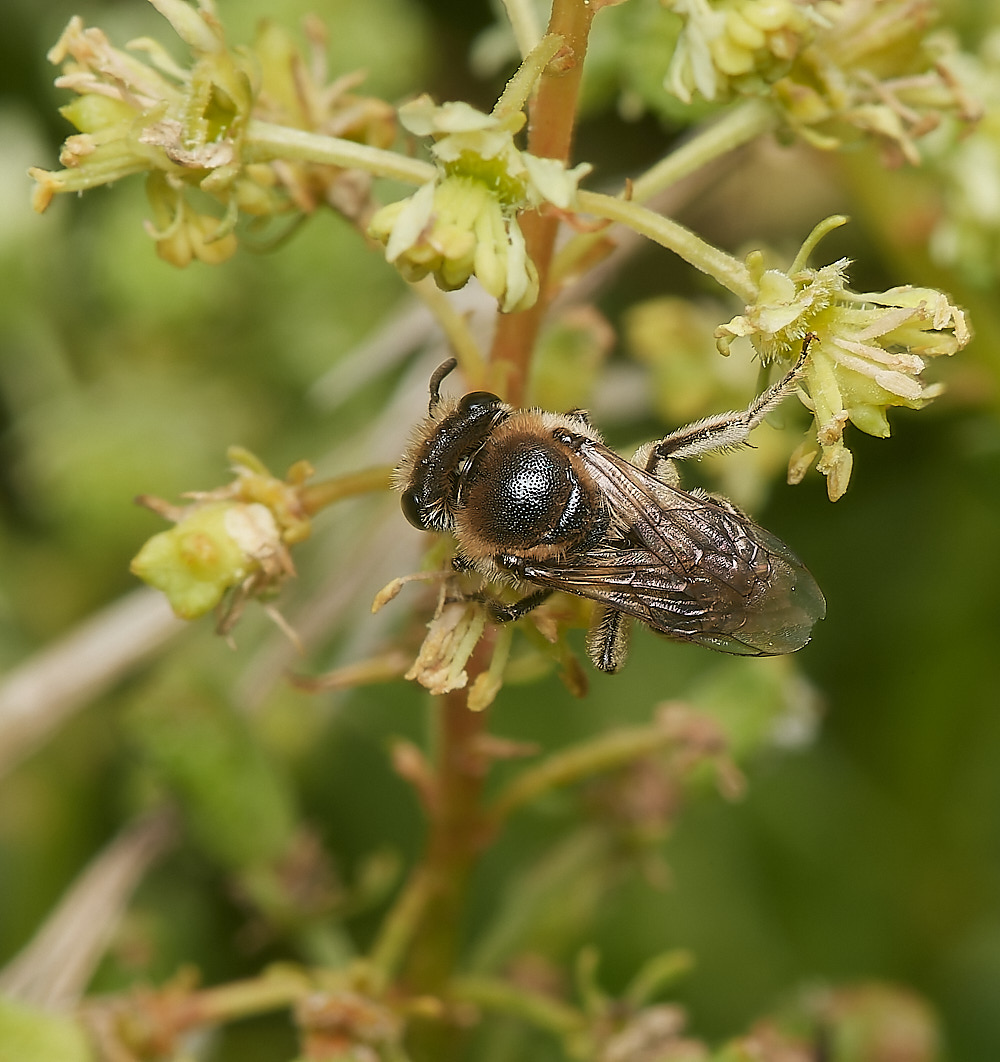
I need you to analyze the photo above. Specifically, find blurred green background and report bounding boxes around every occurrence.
[2,0,1000,1059]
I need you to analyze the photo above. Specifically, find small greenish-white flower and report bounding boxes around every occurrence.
[131,449,313,623]
[664,0,814,104]
[368,95,591,312]
[716,230,970,500]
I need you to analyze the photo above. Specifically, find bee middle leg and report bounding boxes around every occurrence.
[634,336,813,483]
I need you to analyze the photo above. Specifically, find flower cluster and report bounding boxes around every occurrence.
[664,0,813,103]
[773,0,980,166]
[716,225,970,500]
[130,449,314,627]
[664,0,979,167]
[29,0,397,265]
[368,95,591,312]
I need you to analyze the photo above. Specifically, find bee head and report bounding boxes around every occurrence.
[398,373,508,532]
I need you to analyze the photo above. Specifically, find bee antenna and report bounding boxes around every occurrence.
[428,358,458,412]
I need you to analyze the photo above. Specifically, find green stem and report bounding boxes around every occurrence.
[493,34,564,120]
[246,120,436,185]
[552,98,777,291]
[450,975,587,1040]
[367,866,435,996]
[575,189,757,302]
[298,466,393,515]
[630,98,776,204]
[193,969,315,1022]
[489,721,686,825]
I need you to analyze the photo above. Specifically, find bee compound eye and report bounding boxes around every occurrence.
[458,391,501,415]
[400,489,426,529]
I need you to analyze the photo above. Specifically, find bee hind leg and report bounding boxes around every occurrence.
[586,606,632,673]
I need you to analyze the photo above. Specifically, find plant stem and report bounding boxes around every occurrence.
[488,0,596,404]
[298,466,393,515]
[488,720,686,825]
[246,120,436,185]
[409,278,488,388]
[450,974,586,1040]
[575,190,757,302]
[493,34,564,120]
[393,638,499,1059]
[403,684,495,993]
[629,98,776,204]
[552,98,777,297]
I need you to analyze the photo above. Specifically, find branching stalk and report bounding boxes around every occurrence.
[576,190,757,302]
[489,720,686,825]
[298,466,393,515]
[246,120,436,185]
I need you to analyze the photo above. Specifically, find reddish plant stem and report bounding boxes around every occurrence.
[401,636,498,1058]
[488,0,596,404]
[401,7,596,1055]
[403,691,495,991]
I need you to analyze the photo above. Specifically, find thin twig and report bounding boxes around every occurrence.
[0,588,185,779]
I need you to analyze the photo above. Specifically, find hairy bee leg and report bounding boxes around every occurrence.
[489,588,554,623]
[449,554,553,621]
[586,606,632,673]
[635,335,814,478]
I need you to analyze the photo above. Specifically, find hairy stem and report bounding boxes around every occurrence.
[630,98,776,204]
[576,190,757,302]
[552,99,777,282]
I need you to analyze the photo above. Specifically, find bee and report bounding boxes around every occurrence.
[396,346,825,672]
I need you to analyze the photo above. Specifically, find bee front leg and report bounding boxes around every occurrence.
[586,606,632,673]
[634,336,813,481]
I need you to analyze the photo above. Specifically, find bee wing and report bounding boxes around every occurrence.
[520,439,826,655]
